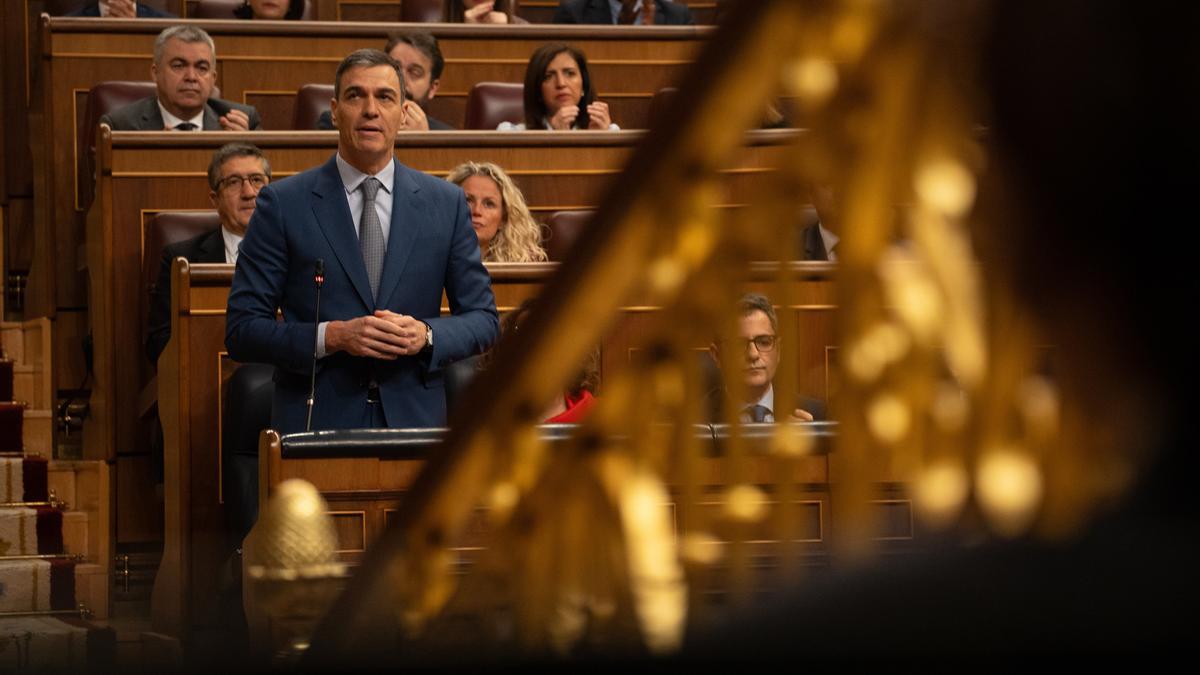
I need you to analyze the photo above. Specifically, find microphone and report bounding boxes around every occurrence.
[305,259,325,432]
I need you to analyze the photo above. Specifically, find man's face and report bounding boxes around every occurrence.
[737,310,780,393]
[152,38,216,120]
[330,64,405,172]
[209,155,269,236]
[388,42,439,108]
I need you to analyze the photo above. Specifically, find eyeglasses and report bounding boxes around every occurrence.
[218,173,269,192]
[722,335,778,353]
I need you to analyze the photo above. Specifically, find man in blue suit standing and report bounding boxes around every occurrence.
[226,49,498,434]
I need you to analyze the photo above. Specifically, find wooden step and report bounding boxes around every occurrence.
[23,408,53,457]
[0,318,51,370]
[75,562,110,620]
[13,363,50,410]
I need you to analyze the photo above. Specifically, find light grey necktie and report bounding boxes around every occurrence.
[358,177,385,300]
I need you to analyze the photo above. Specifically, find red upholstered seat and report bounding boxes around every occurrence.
[79,81,157,210]
[192,0,313,19]
[649,86,678,128]
[291,84,335,130]
[464,82,524,130]
[544,210,593,262]
[142,211,223,297]
[401,0,444,21]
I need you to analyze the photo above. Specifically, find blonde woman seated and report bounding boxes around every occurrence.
[447,162,548,262]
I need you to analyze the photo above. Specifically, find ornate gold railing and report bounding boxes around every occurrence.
[241,0,1132,663]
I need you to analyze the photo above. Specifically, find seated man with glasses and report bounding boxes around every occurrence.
[146,142,270,364]
[706,292,824,424]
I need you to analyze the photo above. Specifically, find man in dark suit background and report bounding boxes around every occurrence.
[67,0,173,17]
[226,49,498,434]
[100,25,261,132]
[553,0,694,25]
[707,292,824,423]
[800,183,840,261]
[146,143,271,365]
[318,32,454,131]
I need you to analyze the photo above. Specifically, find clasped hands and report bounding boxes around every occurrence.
[326,310,427,359]
[548,101,612,130]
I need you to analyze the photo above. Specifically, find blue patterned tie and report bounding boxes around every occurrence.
[746,405,770,423]
[358,177,385,301]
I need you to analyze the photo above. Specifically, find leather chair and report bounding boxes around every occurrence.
[291,84,335,130]
[192,0,313,19]
[79,81,157,210]
[142,211,222,310]
[45,0,91,14]
[649,86,678,129]
[401,0,444,22]
[544,210,593,262]
[80,81,223,208]
[463,82,524,130]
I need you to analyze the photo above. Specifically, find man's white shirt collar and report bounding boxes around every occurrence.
[818,223,839,261]
[157,100,203,131]
[335,153,395,196]
[741,384,775,423]
[221,226,244,265]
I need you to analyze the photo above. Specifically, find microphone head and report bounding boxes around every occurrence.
[315,258,325,276]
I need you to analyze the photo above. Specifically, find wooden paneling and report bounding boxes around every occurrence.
[154,259,837,637]
[32,18,711,404]
[83,128,795,467]
[518,1,720,25]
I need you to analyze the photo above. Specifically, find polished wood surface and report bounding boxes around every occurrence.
[83,128,796,472]
[152,259,840,638]
[21,15,711,402]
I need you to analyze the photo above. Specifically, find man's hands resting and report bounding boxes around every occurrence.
[324,310,428,359]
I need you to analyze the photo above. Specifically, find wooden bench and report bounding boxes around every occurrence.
[24,16,709,327]
[84,127,798,491]
[151,259,840,638]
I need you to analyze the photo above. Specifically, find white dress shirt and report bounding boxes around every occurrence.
[819,223,840,261]
[316,154,397,357]
[221,227,244,265]
[740,384,776,423]
[157,100,204,131]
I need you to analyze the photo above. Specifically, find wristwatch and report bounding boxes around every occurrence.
[422,321,433,350]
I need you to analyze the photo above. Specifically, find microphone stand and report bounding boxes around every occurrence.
[305,259,325,432]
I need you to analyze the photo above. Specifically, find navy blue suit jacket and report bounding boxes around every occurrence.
[225,156,498,433]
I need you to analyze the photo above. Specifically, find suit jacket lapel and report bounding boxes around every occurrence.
[142,99,165,130]
[199,228,226,263]
[202,104,221,131]
[311,156,375,309]
[376,161,423,308]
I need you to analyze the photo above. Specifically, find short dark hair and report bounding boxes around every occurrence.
[207,143,270,191]
[334,49,405,100]
[737,293,778,334]
[384,31,445,82]
[523,43,595,130]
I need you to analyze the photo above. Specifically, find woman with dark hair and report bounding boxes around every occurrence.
[234,0,305,20]
[443,0,528,24]
[498,43,619,131]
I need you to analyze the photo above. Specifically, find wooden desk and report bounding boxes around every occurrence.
[152,259,839,639]
[28,16,708,326]
[85,127,795,468]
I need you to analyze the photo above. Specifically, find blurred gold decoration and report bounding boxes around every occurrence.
[243,479,347,661]
[302,0,1130,663]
